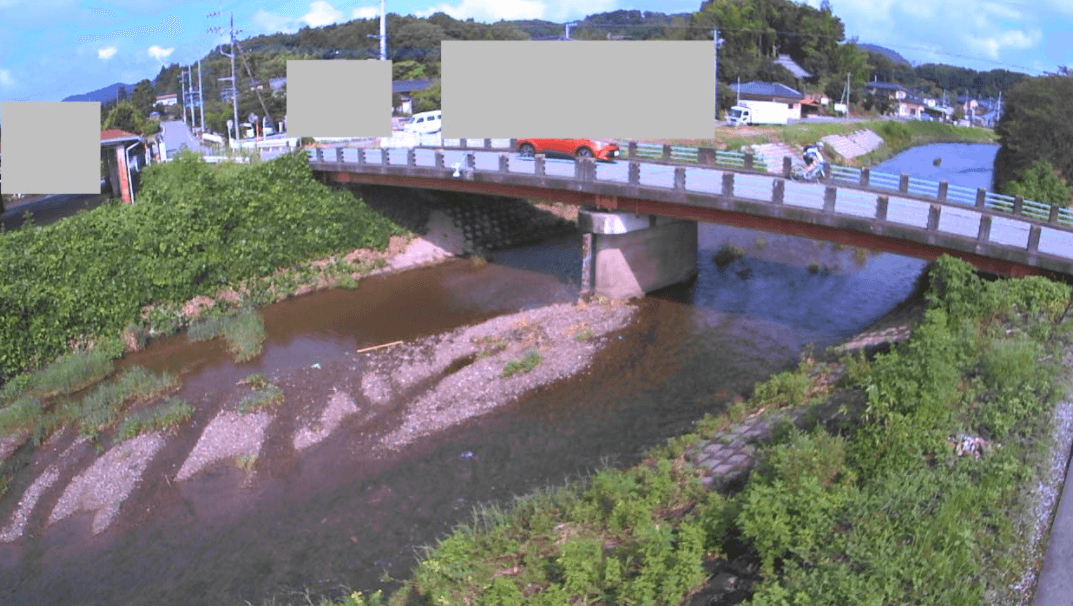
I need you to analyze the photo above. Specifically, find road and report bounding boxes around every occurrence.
[1,193,110,231]
[159,120,214,158]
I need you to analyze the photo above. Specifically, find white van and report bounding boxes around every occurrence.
[403,110,442,134]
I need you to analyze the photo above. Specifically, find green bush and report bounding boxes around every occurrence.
[0,151,406,381]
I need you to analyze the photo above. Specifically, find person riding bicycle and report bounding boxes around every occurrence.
[802,144,828,179]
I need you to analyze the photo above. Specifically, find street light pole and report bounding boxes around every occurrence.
[713,27,724,121]
[380,0,386,60]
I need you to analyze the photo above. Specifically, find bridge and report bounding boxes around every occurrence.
[287,139,1073,299]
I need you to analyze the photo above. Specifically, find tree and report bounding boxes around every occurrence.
[103,102,159,136]
[117,86,128,102]
[411,81,441,113]
[1002,160,1072,206]
[993,75,1073,193]
[130,79,156,117]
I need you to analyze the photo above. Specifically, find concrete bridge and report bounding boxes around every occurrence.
[297,140,1073,299]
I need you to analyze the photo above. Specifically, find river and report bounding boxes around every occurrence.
[0,143,999,606]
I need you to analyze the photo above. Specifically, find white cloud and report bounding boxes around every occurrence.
[251,9,301,35]
[97,46,117,59]
[302,0,344,27]
[0,68,15,87]
[147,45,173,61]
[253,1,357,34]
[352,5,379,19]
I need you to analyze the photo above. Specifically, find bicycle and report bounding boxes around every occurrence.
[789,161,829,183]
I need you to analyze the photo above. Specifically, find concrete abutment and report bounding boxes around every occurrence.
[578,208,699,300]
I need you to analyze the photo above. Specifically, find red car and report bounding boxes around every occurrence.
[515,138,620,161]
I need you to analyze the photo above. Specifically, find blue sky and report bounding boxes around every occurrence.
[1,0,1071,124]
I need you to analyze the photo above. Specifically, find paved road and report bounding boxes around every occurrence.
[1,193,110,231]
[159,120,214,157]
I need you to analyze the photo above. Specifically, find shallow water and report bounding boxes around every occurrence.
[0,143,997,605]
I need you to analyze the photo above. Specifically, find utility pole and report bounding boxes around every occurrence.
[380,0,386,60]
[180,68,188,126]
[198,60,205,132]
[367,0,387,60]
[210,11,241,144]
[186,68,195,127]
[235,38,275,136]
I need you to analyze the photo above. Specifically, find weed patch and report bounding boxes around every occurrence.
[74,366,180,440]
[188,308,266,363]
[238,384,284,414]
[115,397,194,442]
[501,350,543,378]
[713,244,745,268]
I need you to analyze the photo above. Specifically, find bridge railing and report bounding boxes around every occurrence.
[300,136,1068,227]
[303,147,1073,269]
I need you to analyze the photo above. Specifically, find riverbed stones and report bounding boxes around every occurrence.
[379,300,636,451]
[293,388,359,451]
[49,432,165,535]
[0,439,89,542]
[176,410,272,481]
[0,466,60,542]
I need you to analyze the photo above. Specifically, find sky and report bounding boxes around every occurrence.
[0,0,1071,124]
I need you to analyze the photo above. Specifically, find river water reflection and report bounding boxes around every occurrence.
[0,142,999,605]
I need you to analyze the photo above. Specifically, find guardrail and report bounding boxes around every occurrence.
[284,135,1069,225]
[303,145,1073,275]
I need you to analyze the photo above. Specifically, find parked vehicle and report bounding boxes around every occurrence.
[726,100,791,126]
[403,110,442,134]
[515,138,620,161]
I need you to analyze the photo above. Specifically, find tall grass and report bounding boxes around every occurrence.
[0,349,115,404]
[188,308,267,363]
[73,366,180,439]
[115,397,195,442]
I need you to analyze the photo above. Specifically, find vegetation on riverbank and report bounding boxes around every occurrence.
[0,149,409,457]
[651,119,998,169]
[341,255,1072,606]
[0,150,408,385]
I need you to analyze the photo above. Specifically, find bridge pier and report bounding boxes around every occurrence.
[578,208,698,300]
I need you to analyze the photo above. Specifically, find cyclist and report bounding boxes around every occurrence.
[802,144,828,180]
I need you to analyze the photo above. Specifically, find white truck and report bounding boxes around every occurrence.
[726,100,791,126]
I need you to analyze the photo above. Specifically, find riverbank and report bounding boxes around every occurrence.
[640,119,998,168]
[345,256,1073,606]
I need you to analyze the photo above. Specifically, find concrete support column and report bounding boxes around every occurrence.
[578,208,698,300]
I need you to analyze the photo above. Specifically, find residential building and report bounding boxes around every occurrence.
[392,78,435,115]
[730,81,805,120]
[155,93,178,107]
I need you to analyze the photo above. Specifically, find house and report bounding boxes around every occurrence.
[864,81,935,118]
[392,78,435,115]
[269,77,287,92]
[730,81,806,120]
[155,93,178,107]
[799,97,825,118]
[100,129,147,203]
